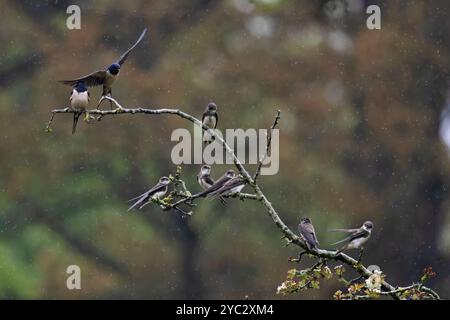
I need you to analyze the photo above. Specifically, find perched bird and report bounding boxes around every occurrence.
[69,81,90,134]
[128,176,170,211]
[329,221,373,253]
[208,174,246,198]
[202,102,218,144]
[197,165,227,205]
[197,165,215,190]
[195,169,235,198]
[59,28,147,109]
[298,217,319,251]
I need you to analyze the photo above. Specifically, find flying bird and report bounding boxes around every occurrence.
[194,169,235,198]
[208,174,246,198]
[128,176,170,211]
[298,217,319,251]
[69,81,90,134]
[59,28,148,109]
[197,165,227,205]
[202,102,218,144]
[329,221,373,254]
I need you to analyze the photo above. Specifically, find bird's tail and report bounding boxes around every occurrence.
[203,131,214,144]
[328,228,354,233]
[128,191,149,202]
[72,112,81,134]
[331,237,350,246]
[218,196,227,206]
[127,195,147,212]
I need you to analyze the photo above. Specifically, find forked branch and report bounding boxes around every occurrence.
[47,97,440,300]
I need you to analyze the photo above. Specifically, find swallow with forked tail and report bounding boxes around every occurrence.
[60,28,147,109]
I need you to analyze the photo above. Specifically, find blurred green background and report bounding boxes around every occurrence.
[0,0,449,299]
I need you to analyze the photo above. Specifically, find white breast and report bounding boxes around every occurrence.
[228,184,244,194]
[152,189,167,200]
[104,71,117,87]
[70,90,89,110]
[204,115,216,128]
[347,236,368,249]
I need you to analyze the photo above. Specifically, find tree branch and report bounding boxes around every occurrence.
[253,110,281,182]
[379,283,441,299]
[47,99,439,300]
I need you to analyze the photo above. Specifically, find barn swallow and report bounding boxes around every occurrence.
[69,81,90,134]
[202,102,218,144]
[208,175,246,197]
[329,221,373,256]
[194,169,234,198]
[128,176,170,211]
[197,165,227,205]
[298,217,319,251]
[59,28,147,109]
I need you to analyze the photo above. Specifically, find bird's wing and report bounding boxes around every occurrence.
[348,229,370,242]
[115,28,148,66]
[194,175,231,197]
[145,182,167,197]
[328,228,359,233]
[331,235,352,246]
[201,112,207,124]
[127,182,166,203]
[127,193,149,211]
[128,190,150,202]
[209,177,245,197]
[59,70,107,87]
[203,175,215,186]
[299,224,319,246]
[214,113,218,129]
[331,229,368,246]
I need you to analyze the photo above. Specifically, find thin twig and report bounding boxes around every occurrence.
[380,283,441,300]
[254,110,281,182]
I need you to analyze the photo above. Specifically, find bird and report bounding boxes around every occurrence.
[69,81,90,134]
[329,221,373,257]
[194,169,235,198]
[197,165,215,190]
[208,174,246,198]
[128,176,170,211]
[298,217,319,251]
[202,102,218,144]
[197,165,227,205]
[59,28,148,109]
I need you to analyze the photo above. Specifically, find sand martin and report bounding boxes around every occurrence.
[197,165,227,205]
[202,102,218,144]
[329,221,373,252]
[194,169,235,198]
[128,176,170,211]
[298,217,319,251]
[208,175,246,198]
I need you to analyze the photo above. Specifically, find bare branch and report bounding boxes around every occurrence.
[254,110,281,181]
